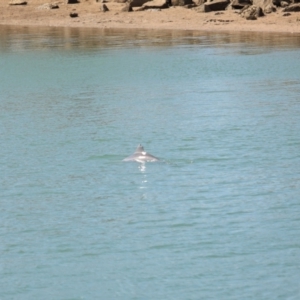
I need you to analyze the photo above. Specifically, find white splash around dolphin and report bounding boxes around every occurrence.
[123,144,159,163]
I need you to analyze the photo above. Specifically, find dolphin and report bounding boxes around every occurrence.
[123,144,159,162]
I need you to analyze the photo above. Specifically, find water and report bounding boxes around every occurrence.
[1,26,300,300]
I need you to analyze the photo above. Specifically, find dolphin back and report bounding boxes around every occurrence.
[123,144,159,162]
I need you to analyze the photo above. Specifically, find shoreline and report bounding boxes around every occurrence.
[1,0,300,34]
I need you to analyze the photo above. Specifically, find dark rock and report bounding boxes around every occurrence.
[282,11,291,14]
[230,0,252,9]
[246,14,257,19]
[100,3,109,10]
[37,3,59,9]
[283,2,300,9]
[66,0,79,3]
[184,3,197,7]
[196,3,211,11]
[272,0,288,6]
[9,0,27,5]
[130,0,152,6]
[69,12,78,16]
[171,0,194,6]
[204,0,230,11]
[121,2,133,10]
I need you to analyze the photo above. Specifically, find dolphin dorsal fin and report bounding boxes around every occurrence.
[136,144,144,152]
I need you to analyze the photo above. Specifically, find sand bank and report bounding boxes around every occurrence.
[1,0,300,33]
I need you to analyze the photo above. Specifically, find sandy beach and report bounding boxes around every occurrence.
[1,0,300,33]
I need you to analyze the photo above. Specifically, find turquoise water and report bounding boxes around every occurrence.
[1,26,300,299]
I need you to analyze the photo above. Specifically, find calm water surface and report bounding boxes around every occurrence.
[0,26,300,300]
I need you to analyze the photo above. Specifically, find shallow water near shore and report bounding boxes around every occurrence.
[1,26,300,300]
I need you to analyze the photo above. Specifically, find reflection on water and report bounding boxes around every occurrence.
[139,164,148,189]
[138,163,147,173]
[1,25,300,53]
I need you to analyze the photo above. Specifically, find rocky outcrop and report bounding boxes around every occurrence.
[240,5,264,19]
[252,0,276,12]
[283,2,300,10]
